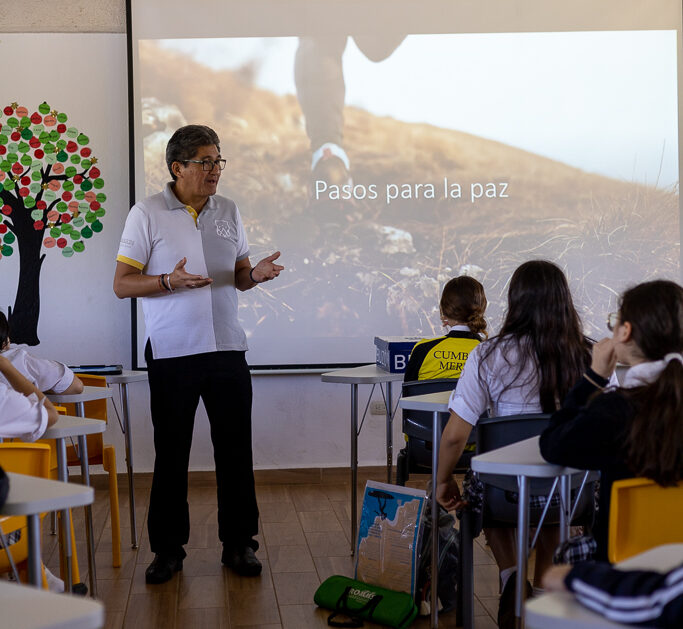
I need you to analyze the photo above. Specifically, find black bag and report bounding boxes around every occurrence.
[416,505,459,615]
[0,465,8,509]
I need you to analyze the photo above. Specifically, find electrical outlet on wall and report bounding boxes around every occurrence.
[370,401,386,415]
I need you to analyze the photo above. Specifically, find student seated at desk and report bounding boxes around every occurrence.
[0,357,65,591]
[0,313,83,395]
[435,260,598,629]
[540,280,683,562]
[542,561,683,627]
[403,275,487,382]
[0,356,59,440]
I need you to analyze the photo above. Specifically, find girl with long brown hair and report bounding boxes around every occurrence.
[436,260,595,628]
[540,279,683,561]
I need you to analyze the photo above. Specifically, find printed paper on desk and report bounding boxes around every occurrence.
[354,480,427,597]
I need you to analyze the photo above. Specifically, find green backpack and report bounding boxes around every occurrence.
[314,575,418,628]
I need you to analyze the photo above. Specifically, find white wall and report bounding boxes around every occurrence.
[1,3,398,473]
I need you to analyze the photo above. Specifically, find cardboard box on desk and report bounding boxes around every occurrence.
[374,336,424,373]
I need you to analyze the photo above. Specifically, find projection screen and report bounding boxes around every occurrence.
[128,0,682,369]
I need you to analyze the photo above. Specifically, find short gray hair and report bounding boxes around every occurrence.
[165,125,221,180]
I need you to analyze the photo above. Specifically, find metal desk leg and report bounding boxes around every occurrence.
[55,439,74,592]
[119,383,138,548]
[559,475,571,543]
[26,514,42,587]
[385,381,393,484]
[430,409,440,629]
[515,476,530,629]
[350,383,358,555]
[77,435,98,597]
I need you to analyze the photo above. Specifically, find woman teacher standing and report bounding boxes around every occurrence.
[114,125,283,584]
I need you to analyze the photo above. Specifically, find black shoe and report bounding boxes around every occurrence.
[497,572,532,629]
[222,545,262,577]
[72,582,88,596]
[145,553,183,584]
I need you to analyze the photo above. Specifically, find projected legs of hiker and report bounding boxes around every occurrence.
[294,33,405,192]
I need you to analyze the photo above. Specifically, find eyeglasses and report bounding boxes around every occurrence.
[180,158,227,171]
[607,312,619,331]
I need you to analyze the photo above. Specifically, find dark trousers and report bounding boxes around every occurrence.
[145,342,259,557]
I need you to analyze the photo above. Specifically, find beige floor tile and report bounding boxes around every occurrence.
[124,592,176,628]
[268,545,316,573]
[255,485,292,504]
[305,530,351,558]
[261,521,306,547]
[94,550,137,580]
[312,556,355,582]
[228,586,281,626]
[272,571,321,606]
[298,510,343,533]
[175,607,232,629]
[258,501,298,524]
[279,604,331,629]
[96,578,133,612]
[103,609,125,629]
[178,574,227,609]
[288,487,332,511]
[182,547,225,576]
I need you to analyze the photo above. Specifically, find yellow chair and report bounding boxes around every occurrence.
[0,443,51,588]
[608,477,683,563]
[60,374,121,567]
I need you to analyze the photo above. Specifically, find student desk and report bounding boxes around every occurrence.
[398,390,451,629]
[0,472,93,587]
[0,579,104,629]
[42,415,105,596]
[321,364,404,553]
[526,544,683,629]
[104,370,147,549]
[471,436,582,629]
[45,389,112,597]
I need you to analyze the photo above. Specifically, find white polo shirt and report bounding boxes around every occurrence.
[117,183,250,359]
[0,344,75,393]
[448,339,543,424]
[0,382,48,442]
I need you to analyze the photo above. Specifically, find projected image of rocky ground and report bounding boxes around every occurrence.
[140,41,679,342]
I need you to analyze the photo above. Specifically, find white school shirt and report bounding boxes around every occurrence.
[0,382,48,441]
[0,344,75,393]
[448,337,618,424]
[116,183,250,359]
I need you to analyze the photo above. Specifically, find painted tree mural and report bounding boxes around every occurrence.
[0,101,106,345]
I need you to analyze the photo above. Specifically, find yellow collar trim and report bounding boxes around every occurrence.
[185,205,198,225]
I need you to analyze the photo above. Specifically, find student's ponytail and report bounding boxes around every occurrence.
[619,280,683,487]
[627,358,683,486]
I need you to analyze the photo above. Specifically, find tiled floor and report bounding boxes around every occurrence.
[34,469,503,628]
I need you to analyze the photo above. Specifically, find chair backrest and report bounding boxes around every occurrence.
[401,378,458,441]
[0,443,51,585]
[62,374,108,423]
[476,413,550,455]
[0,443,51,478]
[475,414,594,527]
[608,478,683,563]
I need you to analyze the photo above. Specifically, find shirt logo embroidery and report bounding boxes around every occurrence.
[215,219,234,240]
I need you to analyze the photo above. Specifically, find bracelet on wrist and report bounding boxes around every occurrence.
[249,267,259,284]
[166,273,174,293]
[159,274,168,293]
